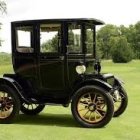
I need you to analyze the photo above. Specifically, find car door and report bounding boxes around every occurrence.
[38,23,65,94]
[12,23,39,91]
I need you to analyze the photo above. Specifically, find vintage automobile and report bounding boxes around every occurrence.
[0,18,128,128]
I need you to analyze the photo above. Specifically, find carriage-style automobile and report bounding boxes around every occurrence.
[0,18,128,128]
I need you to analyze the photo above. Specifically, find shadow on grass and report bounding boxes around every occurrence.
[16,113,79,128]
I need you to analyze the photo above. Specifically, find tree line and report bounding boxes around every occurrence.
[97,23,140,62]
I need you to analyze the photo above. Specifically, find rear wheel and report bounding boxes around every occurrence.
[71,85,114,128]
[20,103,45,115]
[0,84,20,123]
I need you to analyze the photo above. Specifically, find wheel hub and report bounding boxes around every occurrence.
[88,103,96,111]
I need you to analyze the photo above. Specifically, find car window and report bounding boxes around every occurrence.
[68,23,82,53]
[16,26,34,53]
[40,24,61,53]
[85,27,94,54]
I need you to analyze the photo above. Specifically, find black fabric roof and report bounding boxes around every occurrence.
[12,18,104,25]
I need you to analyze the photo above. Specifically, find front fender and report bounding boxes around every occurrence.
[72,78,113,96]
[114,76,124,86]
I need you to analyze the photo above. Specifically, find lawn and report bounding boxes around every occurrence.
[0,60,140,140]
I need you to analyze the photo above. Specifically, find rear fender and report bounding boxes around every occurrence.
[0,77,27,102]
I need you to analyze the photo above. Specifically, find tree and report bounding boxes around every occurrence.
[119,23,140,59]
[111,36,133,63]
[97,24,119,59]
[133,22,140,59]
[0,0,6,14]
[41,34,59,52]
[0,0,6,46]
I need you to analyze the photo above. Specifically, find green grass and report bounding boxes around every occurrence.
[0,53,13,76]
[0,53,12,66]
[0,60,140,140]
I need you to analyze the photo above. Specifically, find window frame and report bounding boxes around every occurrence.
[39,23,62,54]
[67,22,83,54]
[15,25,34,54]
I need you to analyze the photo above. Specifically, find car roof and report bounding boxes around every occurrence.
[11,18,104,25]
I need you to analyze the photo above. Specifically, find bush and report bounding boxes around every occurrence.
[111,36,133,63]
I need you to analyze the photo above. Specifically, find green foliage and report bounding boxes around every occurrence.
[97,22,140,60]
[97,24,119,59]
[0,53,13,75]
[0,52,12,65]
[41,34,58,52]
[111,36,133,63]
[133,22,140,59]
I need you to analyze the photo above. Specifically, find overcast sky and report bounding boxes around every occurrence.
[1,0,140,52]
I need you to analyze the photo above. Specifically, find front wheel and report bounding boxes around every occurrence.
[20,103,45,115]
[71,85,114,128]
[113,87,128,117]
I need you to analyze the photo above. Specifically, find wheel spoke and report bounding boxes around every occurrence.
[119,92,125,99]
[0,92,2,100]
[88,93,92,103]
[93,94,97,103]
[89,111,93,121]
[31,104,33,110]
[96,108,106,117]
[0,110,3,116]
[83,110,90,117]
[79,100,88,106]
[27,105,30,109]
[78,108,87,112]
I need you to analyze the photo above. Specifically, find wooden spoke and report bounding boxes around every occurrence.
[96,108,106,117]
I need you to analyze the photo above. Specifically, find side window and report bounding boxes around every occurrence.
[16,26,34,53]
[40,24,61,53]
[68,23,82,53]
[85,27,94,54]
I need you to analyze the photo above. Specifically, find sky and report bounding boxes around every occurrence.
[0,0,140,52]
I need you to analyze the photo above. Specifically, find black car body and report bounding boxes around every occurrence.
[0,18,128,128]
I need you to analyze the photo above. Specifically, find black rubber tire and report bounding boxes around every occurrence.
[71,85,114,128]
[0,84,20,124]
[20,103,45,115]
[113,87,128,117]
